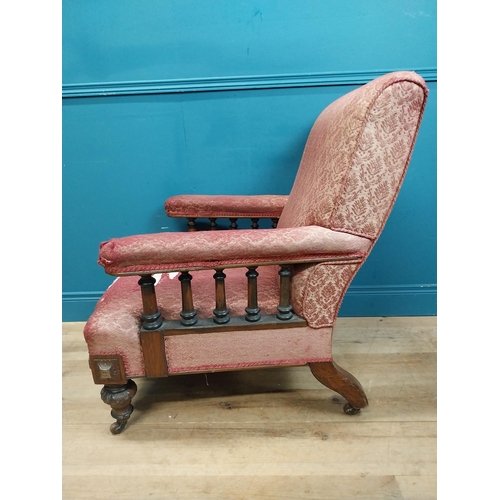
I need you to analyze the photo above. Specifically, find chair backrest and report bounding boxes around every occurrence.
[277,72,428,328]
[278,71,428,242]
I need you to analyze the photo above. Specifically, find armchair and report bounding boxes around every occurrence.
[83,71,428,434]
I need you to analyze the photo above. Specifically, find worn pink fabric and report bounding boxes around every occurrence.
[278,71,428,327]
[278,71,428,236]
[165,326,332,374]
[84,266,331,376]
[165,194,289,218]
[290,262,361,328]
[97,225,371,275]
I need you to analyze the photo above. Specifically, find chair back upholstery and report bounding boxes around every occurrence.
[277,72,428,328]
[278,71,428,240]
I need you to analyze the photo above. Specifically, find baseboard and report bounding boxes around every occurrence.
[62,292,103,323]
[339,284,436,317]
[63,285,436,322]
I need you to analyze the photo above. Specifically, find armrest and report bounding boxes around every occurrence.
[165,194,289,218]
[98,226,372,276]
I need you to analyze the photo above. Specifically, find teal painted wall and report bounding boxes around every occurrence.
[62,0,437,321]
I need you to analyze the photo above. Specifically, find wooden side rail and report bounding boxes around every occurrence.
[137,264,298,377]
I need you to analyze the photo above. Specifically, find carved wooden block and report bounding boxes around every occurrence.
[89,355,127,385]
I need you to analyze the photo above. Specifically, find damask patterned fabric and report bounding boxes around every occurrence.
[165,194,289,218]
[290,262,361,328]
[97,225,371,275]
[278,71,428,236]
[280,71,428,327]
[165,326,333,374]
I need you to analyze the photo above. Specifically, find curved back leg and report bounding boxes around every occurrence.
[309,360,368,414]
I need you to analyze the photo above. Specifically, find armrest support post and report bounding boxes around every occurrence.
[213,270,230,324]
[277,265,293,321]
[178,271,198,326]
[138,275,164,330]
[245,267,261,322]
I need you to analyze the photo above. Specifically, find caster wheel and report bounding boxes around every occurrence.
[343,403,361,415]
[110,420,127,435]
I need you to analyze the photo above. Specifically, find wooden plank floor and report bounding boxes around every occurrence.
[63,317,436,500]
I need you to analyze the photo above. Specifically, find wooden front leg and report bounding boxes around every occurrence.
[101,380,138,435]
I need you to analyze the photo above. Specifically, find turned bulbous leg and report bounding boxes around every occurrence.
[100,380,138,434]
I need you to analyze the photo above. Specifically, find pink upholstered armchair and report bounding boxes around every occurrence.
[84,71,428,434]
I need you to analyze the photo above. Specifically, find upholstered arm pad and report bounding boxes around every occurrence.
[165,195,289,218]
[98,226,372,275]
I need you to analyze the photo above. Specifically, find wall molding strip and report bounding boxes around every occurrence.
[63,291,104,303]
[345,284,436,296]
[62,68,437,98]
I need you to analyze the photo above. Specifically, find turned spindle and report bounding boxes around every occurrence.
[187,218,197,231]
[251,218,260,229]
[229,218,238,230]
[178,271,198,326]
[138,275,163,330]
[213,270,230,324]
[276,265,293,320]
[209,218,217,230]
[245,267,261,322]
[271,218,279,229]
